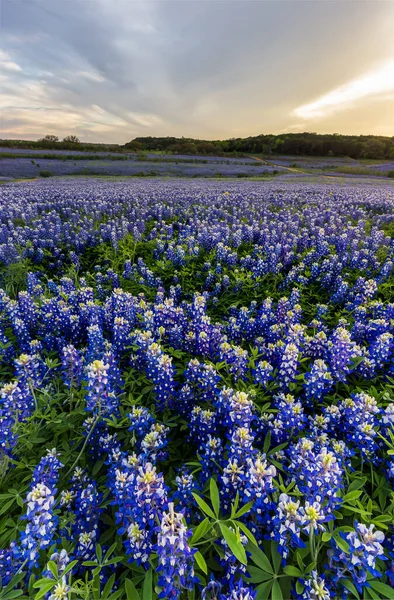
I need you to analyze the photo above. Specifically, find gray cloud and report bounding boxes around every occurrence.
[1,0,393,143]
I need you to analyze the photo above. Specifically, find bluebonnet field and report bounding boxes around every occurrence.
[0,177,394,600]
[0,151,278,180]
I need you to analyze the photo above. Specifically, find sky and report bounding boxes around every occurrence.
[1,0,394,144]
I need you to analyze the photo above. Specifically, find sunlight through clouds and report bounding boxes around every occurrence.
[294,59,394,119]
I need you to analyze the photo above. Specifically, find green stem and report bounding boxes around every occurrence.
[66,411,100,477]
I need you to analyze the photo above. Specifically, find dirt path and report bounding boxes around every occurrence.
[249,155,300,172]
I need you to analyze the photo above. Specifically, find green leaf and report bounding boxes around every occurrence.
[231,492,240,517]
[219,523,247,565]
[271,579,283,600]
[107,591,124,600]
[209,478,220,518]
[245,542,274,574]
[192,493,216,520]
[0,499,15,516]
[3,591,24,599]
[143,568,152,600]
[102,573,116,600]
[333,534,350,554]
[191,517,211,544]
[46,561,58,580]
[371,514,392,522]
[283,565,302,577]
[342,490,362,503]
[234,501,254,519]
[96,544,103,562]
[271,543,282,574]
[93,458,105,476]
[33,578,55,589]
[93,572,101,600]
[342,579,360,598]
[322,532,332,542]
[348,355,364,369]
[125,579,140,600]
[256,580,273,600]
[246,566,274,583]
[369,581,394,598]
[295,580,304,595]
[367,588,381,600]
[194,550,208,574]
[3,573,26,595]
[347,477,367,491]
[236,521,258,546]
[62,560,78,577]
[34,582,56,600]
[341,504,370,516]
[263,431,271,454]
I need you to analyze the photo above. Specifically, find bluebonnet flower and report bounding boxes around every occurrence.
[253,360,274,389]
[220,458,245,513]
[86,323,106,363]
[156,502,197,599]
[269,393,306,443]
[18,449,63,570]
[229,427,255,460]
[300,571,331,600]
[128,406,155,438]
[14,353,45,389]
[369,332,393,371]
[146,343,176,411]
[0,380,34,458]
[328,522,386,594]
[173,469,196,518]
[85,359,119,417]
[304,359,333,403]
[202,578,222,600]
[61,344,84,389]
[278,343,299,389]
[108,458,169,567]
[190,406,217,444]
[141,423,170,462]
[199,435,223,483]
[339,392,380,459]
[288,439,343,511]
[243,453,276,533]
[271,492,307,561]
[220,581,256,599]
[329,327,358,383]
[216,389,255,432]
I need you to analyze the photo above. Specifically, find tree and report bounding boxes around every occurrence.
[39,135,59,143]
[63,135,80,143]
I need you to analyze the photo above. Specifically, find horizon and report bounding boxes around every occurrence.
[1,0,394,143]
[2,130,394,147]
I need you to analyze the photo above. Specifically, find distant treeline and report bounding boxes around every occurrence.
[126,133,394,159]
[1,132,394,159]
[0,139,124,153]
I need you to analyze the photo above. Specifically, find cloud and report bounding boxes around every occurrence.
[294,60,394,119]
[1,0,394,142]
[0,50,22,72]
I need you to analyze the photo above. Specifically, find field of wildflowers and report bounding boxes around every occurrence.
[0,151,278,180]
[0,177,393,599]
